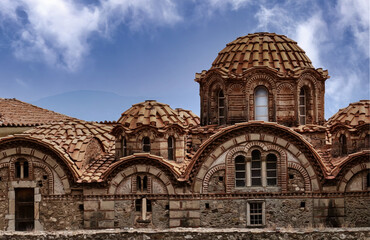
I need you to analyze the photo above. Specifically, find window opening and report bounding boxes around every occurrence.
[121,137,127,157]
[143,176,148,191]
[218,90,225,125]
[249,202,263,225]
[235,155,246,187]
[255,86,268,121]
[251,150,262,186]
[266,154,277,186]
[168,136,175,160]
[339,134,347,155]
[299,88,306,125]
[15,159,29,179]
[142,137,151,152]
[137,176,141,191]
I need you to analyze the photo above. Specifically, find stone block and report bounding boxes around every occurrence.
[98,220,114,228]
[105,211,115,220]
[35,194,41,202]
[249,133,260,141]
[288,144,299,156]
[169,210,185,218]
[169,219,180,227]
[222,139,234,150]
[264,134,274,143]
[235,135,246,144]
[136,165,146,173]
[187,218,201,226]
[188,211,200,218]
[185,201,200,209]
[212,147,223,159]
[84,201,99,211]
[100,200,115,210]
[170,201,180,210]
[276,138,288,147]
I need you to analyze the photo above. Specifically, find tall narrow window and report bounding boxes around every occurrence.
[137,176,142,191]
[143,176,148,191]
[339,134,347,155]
[365,134,370,149]
[251,150,262,186]
[218,90,225,125]
[168,136,175,160]
[299,88,306,125]
[142,137,151,152]
[15,161,21,179]
[266,154,277,186]
[255,86,268,121]
[121,137,127,157]
[235,155,246,187]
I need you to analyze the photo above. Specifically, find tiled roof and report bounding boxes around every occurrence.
[327,100,370,128]
[117,100,200,131]
[0,98,72,126]
[25,119,115,171]
[211,32,325,75]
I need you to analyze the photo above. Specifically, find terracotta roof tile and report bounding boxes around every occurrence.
[0,98,72,127]
[25,119,115,172]
[327,100,370,128]
[118,100,200,131]
[211,32,324,75]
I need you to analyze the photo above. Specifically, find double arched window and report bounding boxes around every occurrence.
[254,86,268,121]
[234,150,277,187]
[15,158,29,179]
[168,136,175,160]
[218,90,225,125]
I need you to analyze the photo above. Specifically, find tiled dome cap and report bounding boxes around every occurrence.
[211,32,314,74]
[327,100,370,127]
[118,100,199,130]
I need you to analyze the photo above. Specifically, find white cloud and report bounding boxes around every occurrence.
[0,0,182,71]
[207,0,250,10]
[336,0,370,58]
[293,14,327,67]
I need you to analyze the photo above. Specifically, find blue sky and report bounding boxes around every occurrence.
[0,0,369,121]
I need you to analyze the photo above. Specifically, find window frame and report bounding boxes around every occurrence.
[218,90,225,125]
[247,201,265,227]
[142,137,151,153]
[168,136,175,160]
[254,86,269,121]
[299,88,306,125]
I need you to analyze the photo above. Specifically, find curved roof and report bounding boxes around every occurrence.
[327,100,370,128]
[117,100,199,131]
[0,98,72,127]
[211,32,314,74]
[25,119,115,170]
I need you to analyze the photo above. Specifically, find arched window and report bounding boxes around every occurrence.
[143,176,148,191]
[142,137,151,152]
[137,176,142,191]
[235,155,246,187]
[255,86,268,121]
[299,88,306,125]
[15,159,29,179]
[251,150,262,186]
[168,136,175,160]
[218,90,225,125]
[266,154,277,186]
[121,137,127,157]
[339,134,347,155]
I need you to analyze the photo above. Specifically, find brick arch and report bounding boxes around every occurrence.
[245,73,276,93]
[277,83,294,92]
[188,122,324,192]
[202,164,225,193]
[338,161,369,192]
[244,141,268,152]
[287,162,312,191]
[227,83,245,94]
[33,162,54,194]
[108,164,174,195]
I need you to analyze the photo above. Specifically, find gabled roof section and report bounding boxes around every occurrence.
[0,98,72,127]
[117,100,200,132]
[25,119,115,171]
[327,100,370,128]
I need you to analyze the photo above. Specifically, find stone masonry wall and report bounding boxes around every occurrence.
[0,196,8,230]
[0,228,369,240]
[39,199,84,230]
[345,196,370,227]
[200,199,246,228]
[266,199,313,228]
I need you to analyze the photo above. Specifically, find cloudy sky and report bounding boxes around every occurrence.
[0,0,369,121]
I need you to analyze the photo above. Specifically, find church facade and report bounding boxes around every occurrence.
[0,32,369,231]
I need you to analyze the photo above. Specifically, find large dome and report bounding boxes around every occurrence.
[211,32,314,74]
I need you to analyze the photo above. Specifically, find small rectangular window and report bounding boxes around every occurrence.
[249,202,263,226]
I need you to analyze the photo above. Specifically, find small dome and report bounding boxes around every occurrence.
[327,100,370,127]
[118,100,200,130]
[211,32,313,74]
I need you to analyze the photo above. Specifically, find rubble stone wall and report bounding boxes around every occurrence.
[0,228,369,240]
[345,196,370,227]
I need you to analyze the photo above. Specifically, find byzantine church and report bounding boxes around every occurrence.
[0,32,369,231]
